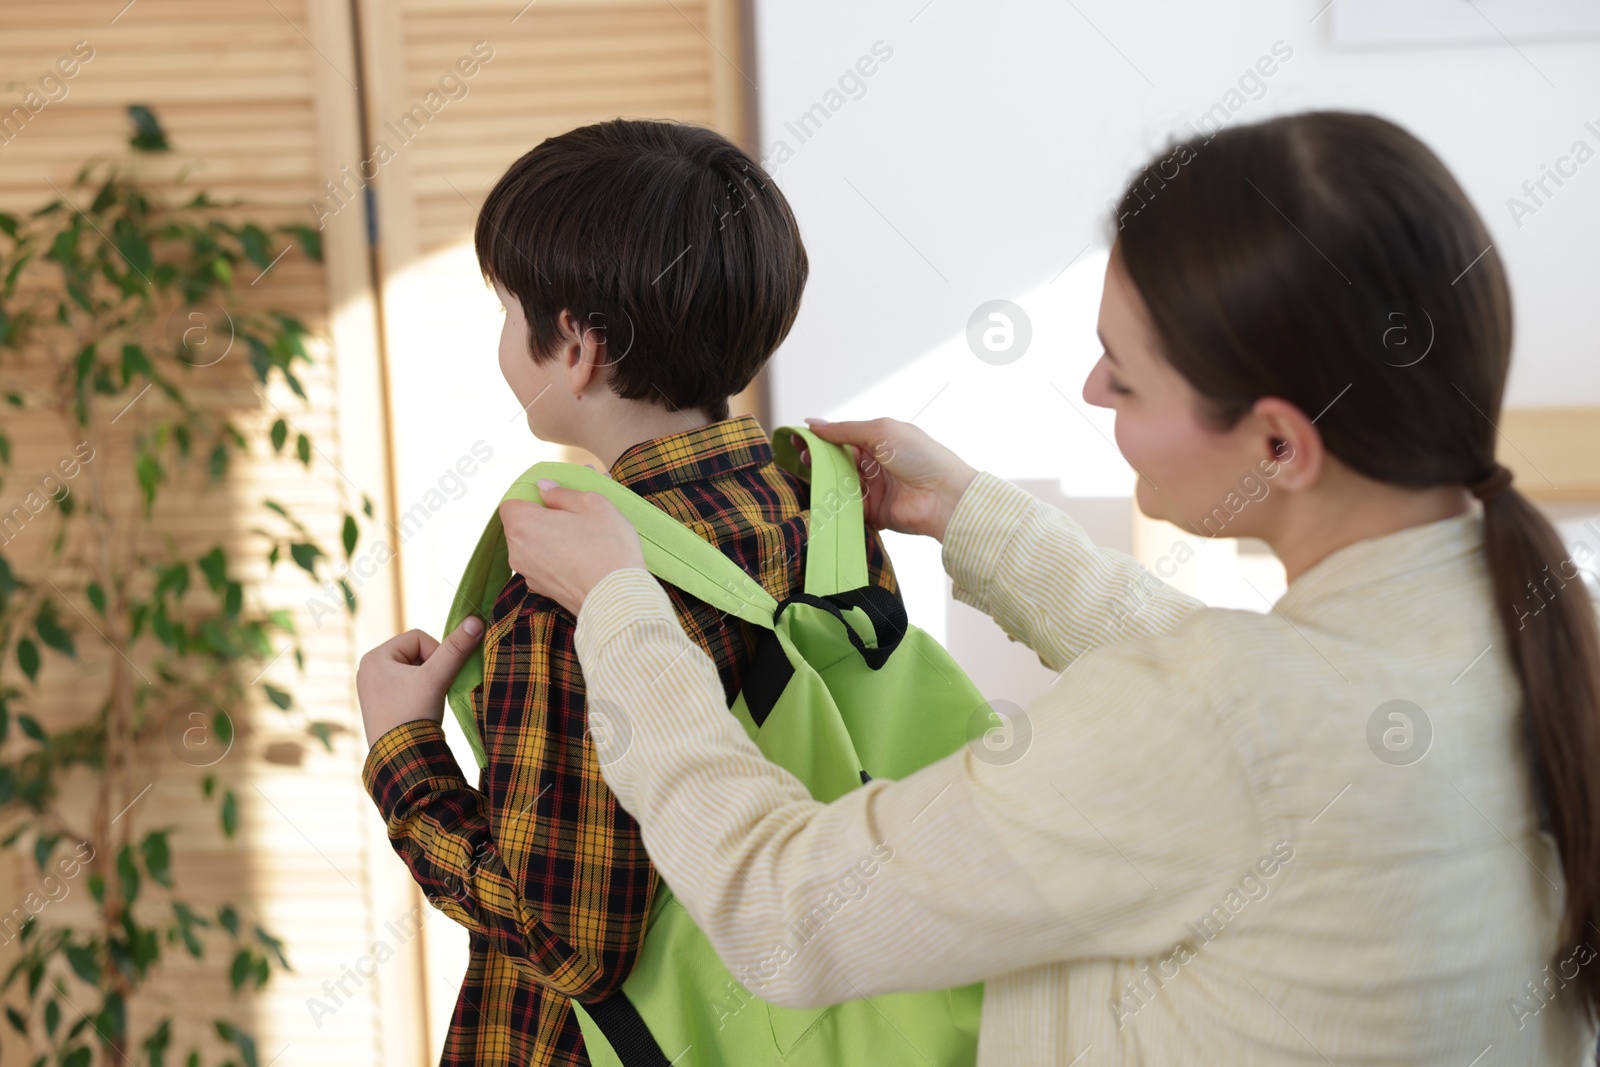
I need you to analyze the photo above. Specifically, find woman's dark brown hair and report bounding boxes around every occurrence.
[1112,110,1600,1023]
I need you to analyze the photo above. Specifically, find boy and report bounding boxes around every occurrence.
[357,119,897,1067]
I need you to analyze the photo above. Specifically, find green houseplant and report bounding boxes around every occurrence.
[0,105,366,1066]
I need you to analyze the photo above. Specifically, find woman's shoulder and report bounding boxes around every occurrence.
[1031,604,1293,779]
[1074,599,1309,697]
[1049,604,1330,813]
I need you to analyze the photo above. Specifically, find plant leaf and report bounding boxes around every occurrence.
[73,344,95,391]
[253,926,290,970]
[142,1019,172,1067]
[287,542,321,576]
[141,831,173,888]
[239,225,270,269]
[127,104,169,152]
[155,562,189,599]
[228,950,252,993]
[281,224,322,262]
[32,832,56,868]
[172,903,206,958]
[214,1020,259,1067]
[15,639,38,682]
[64,944,98,985]
[198,546,228,592]
[135,452,161,511]
[110,217,153,279]
[34,604,75,658]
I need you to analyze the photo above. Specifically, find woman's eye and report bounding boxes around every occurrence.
[496,304,506,314]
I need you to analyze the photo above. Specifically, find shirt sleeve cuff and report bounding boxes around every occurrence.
[574,567,676,659]
[362,719,469,820]
[940,471,1039,610]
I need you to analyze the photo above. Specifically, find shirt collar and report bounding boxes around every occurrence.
[1272,508,1485,619]
[607,414,774,495]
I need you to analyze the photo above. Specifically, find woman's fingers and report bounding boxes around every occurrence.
[535,479,586,510]
[499,497,540,528]
[803,416,892,451]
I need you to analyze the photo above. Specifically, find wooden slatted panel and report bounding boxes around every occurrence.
[0,2,405,1064]
[375,1,741,256]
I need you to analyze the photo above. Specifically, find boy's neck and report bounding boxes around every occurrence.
[575,396,718,471]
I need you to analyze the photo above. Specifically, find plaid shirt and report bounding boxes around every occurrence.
[362,415,898,1067]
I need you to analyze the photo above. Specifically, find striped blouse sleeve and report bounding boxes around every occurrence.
[572,476,1264,1009]
[941,471,1205,672]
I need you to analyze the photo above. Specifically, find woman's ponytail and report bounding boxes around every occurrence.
[1477,479,1600,1023]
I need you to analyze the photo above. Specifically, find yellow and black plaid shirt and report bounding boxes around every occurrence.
[362,415,898,1067]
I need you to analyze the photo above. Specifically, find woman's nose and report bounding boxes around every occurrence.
[1082,356,1112,409]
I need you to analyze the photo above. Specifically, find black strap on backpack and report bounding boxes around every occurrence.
[744,585,909,729]
[584,989,672,1066]
[772,586,908,671]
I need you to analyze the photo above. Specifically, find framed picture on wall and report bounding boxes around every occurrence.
[1329,0,1600,48]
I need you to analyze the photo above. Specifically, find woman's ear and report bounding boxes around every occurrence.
[1250,396,1324,491]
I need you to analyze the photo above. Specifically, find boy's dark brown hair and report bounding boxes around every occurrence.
[475,119,807,421]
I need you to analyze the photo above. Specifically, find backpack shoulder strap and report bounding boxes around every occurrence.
[443,461,779,768]
[518,463,782,625]
[771,425,869,596]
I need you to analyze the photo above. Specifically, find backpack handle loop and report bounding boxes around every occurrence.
[772,586,909,670]
[771,426,869,597]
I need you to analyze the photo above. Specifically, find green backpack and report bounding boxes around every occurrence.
[444,426,986,1066]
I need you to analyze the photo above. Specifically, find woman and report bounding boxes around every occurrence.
[368,112,1600,1062]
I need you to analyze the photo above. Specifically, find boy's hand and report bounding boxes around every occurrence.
[500,480,646,618]
[358,617,484,748]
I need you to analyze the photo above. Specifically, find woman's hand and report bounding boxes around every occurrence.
[799,417,978,541]
[500,479,646,617]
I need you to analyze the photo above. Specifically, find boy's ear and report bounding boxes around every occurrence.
[556,309,610,397]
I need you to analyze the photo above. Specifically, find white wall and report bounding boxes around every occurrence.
[755,0,1600,418]
[752,0,1600,704]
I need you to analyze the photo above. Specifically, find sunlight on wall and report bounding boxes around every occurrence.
[790,247,1286,708]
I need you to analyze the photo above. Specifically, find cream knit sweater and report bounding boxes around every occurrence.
[572,471,1597,1065]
